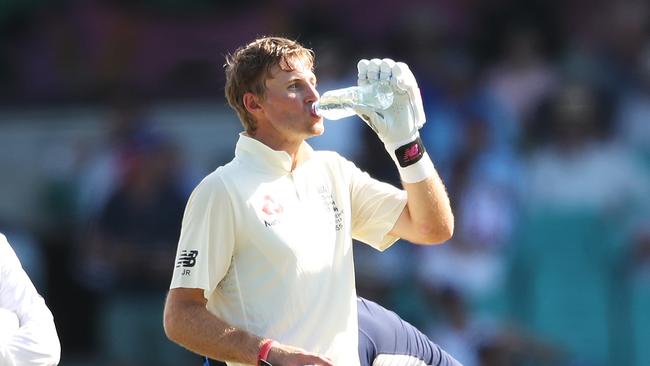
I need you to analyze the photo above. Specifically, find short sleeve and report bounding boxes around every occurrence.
[344,160,407,250]
[169,172,236,300]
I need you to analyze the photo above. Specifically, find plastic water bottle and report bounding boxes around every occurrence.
[312,82,394,120]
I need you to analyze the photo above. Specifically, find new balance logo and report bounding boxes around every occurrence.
[404,143,420,160]
[176,250,198,268]
[395,137,425,167]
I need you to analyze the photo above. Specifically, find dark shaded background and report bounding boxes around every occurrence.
[1,0,650,365]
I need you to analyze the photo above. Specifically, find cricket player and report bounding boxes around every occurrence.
[164,36,455,365]
[0,233,61,366]
[357,297,461,366]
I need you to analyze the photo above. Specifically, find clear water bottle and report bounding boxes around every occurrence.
[312,81,394,120]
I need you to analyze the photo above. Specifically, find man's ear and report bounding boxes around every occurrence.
[243,92,262,114]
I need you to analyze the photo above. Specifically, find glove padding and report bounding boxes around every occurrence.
[355,58,426,147]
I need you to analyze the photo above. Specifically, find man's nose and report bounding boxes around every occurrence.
[306,84,319,103]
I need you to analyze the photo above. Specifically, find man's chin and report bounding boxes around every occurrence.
[310,121,325,136]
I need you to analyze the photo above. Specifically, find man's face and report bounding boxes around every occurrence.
[256,59,323,142]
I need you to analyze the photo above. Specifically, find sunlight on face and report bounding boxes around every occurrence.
[258,59,323,144]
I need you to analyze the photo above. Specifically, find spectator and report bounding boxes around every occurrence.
[511,81,650,364]
[83,131,195,366]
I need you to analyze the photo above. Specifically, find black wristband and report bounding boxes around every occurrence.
[394,137,426,167]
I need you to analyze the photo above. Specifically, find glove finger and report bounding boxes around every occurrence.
[357,59,370,85]
[410,86,426,128]
[392,62,427,128]
[367,58,382,82]
[391,62,413,91]
[379,59,395,81]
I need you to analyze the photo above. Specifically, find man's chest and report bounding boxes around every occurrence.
[236,169,349,269]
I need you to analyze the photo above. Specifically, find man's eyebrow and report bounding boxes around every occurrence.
[287,76,317,84]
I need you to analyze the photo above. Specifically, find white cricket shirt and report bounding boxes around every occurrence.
[0,233,61,366]
[170,134,407,366]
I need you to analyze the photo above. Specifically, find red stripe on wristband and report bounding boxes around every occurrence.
[258,339,276,365]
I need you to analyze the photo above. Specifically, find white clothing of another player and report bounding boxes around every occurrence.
[0,233,61,366]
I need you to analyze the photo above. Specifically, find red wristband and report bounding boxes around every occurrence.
[257,339,276,365]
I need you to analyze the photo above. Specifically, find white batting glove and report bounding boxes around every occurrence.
[355,58,433,183]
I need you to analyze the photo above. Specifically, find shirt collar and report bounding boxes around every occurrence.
[234,133,314,174]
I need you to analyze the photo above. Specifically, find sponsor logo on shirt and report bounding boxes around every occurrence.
[318,185,343,232]
[176,250,198,275]
[261,195,284,227]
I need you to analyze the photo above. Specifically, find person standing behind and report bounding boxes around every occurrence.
[164,36,454,366]
[86,133,194,366]
[0,233,61,366]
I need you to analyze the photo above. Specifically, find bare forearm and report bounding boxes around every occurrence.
[401,170,454,244]
[163,295,263,364]
[164,289,334,365]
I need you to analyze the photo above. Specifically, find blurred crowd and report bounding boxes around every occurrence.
[1,0,650,365]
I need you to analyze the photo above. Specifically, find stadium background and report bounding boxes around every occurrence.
[1,0,649,365]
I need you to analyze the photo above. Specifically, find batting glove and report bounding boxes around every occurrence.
[355,58,433,183]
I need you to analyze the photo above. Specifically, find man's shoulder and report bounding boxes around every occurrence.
[312,149,350,166]
[313,149,338,158]
[197,158,242,183]
[311,150,361,176]
[190,159,255,199]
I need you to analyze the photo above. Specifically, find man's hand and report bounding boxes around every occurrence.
[355,58,434,183]
[267,342,334,366]
[355,58,425,147]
